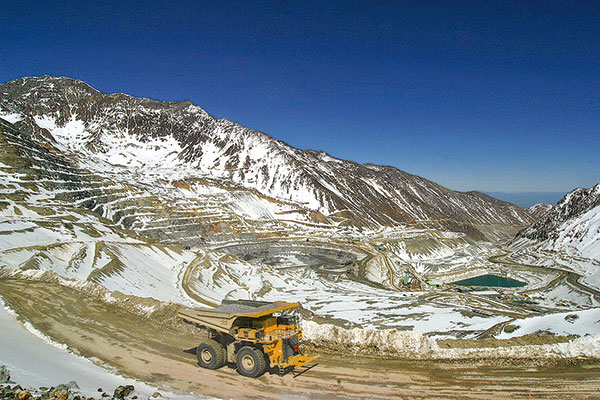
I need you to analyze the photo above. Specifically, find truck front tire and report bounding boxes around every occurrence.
[236,346,266,378]
[196,339,226,369]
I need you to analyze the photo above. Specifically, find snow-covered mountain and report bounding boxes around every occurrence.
[513,184,600,260]
[0,116,536,334]
[2,75,600,370]
[0,75,532,239]
[527,203,553,220]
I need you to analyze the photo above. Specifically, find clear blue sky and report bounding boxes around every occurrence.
[1,0,598,193]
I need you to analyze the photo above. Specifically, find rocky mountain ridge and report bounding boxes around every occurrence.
[513,184,600,259]
[1,75,533,239]
[526,203,553,220]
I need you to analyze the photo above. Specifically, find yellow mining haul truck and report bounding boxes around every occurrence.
[178,299,319,378]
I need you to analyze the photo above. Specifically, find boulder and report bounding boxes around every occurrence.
[0,365,10,384]
[113,385,135,399]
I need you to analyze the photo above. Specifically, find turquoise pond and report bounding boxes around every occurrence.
[452,274,526,288]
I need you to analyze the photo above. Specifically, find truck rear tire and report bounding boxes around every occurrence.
[196,339,225,369]
[236,346,266,378]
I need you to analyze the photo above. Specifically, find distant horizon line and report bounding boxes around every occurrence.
[482,191,569,208]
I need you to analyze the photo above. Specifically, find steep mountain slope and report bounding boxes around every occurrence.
[511,184,600,290]
[0,117,199,301]
[0,75,532,239]
[514,184,600,254]
[527,203,553,220]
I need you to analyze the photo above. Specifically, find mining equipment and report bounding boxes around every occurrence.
[178,299,319,378]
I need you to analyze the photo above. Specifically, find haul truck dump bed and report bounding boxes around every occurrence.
[178,299,319,378]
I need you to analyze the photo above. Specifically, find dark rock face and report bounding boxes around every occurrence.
[1,75,533,239]
[514,185,600,242]
[526,203,553,220]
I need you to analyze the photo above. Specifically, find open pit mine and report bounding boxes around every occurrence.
[1,76,599,399]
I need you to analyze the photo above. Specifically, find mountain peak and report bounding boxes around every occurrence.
[514,184,600,244]
[0,76,533,237]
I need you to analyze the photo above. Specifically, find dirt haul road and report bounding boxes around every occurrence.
[1,277,599,400]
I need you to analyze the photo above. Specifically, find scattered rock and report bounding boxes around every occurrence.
[16,389,32,400]
[0,387,10,399]
[565,314,579,323]
[1,382,141,400]
[0,365,10,384]
[113,385,135,399]
[152,392,162,398]
[53,383,74,396]
[66,381,79,390]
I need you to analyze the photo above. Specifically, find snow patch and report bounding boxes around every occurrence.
[303,320,439,357]
[0,112,23,124]
[1,295,68,350]
[497,309,600,339]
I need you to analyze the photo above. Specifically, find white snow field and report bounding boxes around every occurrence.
[0,212,197,306]
[496,308,600,339]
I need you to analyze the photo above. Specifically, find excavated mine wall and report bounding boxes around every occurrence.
[217,240,367,268]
